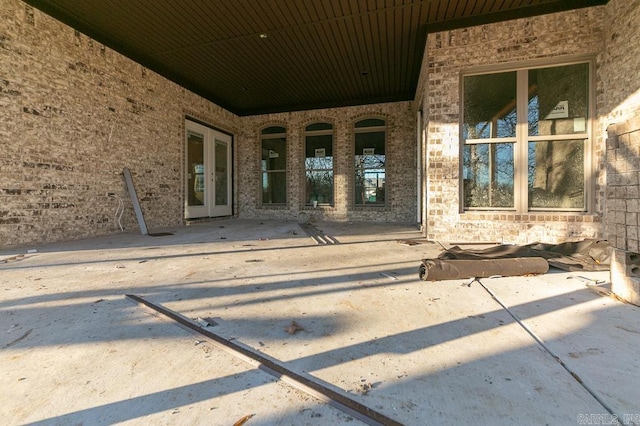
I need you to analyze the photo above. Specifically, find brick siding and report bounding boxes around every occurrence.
[238,103,417,224]
[0,1,240,248]
[415,7,607,244]
[0,0,417,249]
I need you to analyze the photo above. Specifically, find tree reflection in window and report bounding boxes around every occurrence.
[354,119,386,206]
[305,122,334,206]
[463,62,589,211]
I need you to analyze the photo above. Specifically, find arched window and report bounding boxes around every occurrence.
[261,126,287,205]
[354,118,386,206]
[304,122,334,206]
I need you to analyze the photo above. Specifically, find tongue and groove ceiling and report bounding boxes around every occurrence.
[25,0,607,116]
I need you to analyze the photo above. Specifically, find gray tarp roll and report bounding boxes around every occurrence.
[419,257,549,281]
[419,239,612,281]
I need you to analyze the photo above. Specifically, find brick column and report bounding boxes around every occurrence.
[606,119,640,305]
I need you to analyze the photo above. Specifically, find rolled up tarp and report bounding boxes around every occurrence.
[418,257,549,281]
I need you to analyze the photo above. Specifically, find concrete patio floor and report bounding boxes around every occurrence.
[1,219,639,425]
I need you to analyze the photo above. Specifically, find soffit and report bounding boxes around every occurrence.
[25,0,608,116]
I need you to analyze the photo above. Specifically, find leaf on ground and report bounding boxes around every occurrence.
[233,413,255,426]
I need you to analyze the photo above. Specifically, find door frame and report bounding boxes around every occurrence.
[184,118,234,219]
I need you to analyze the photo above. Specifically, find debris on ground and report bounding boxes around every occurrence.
[233,413,255,426]
[397,239,420,246]
[354,381,373,395]
[380,272,398,280]
[1,254,25,264]
[420,257,548,281]
[419,239,612,281]
[285,321,304,335]
[195,317,218,327]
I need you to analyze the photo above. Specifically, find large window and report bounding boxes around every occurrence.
[305,122,334,206]
[462,61,591,212]
[354,118,386,206]
[261,126,287,205]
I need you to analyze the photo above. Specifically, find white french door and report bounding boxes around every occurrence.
[185,120,232,219]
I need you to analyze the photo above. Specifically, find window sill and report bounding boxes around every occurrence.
[260,204,288,210]
[460,211,600,223]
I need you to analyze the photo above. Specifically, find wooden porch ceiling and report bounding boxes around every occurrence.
[25,0,608,116]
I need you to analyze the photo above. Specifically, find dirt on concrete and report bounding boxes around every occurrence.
[1,219,639,425]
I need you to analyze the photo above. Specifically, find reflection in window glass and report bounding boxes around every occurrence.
[305,124,334,205]
[355,120,385,206]
[528,140,584,209]
[261,127,286,204]
[187,132,205,207]
[463,143,514,208]
[215,140,228,205]
[528,63,589,137]
[463,71,517,139]
[463,61,590,212]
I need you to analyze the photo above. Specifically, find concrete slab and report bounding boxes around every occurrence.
[477,271,640,420]
[1,219,638,425]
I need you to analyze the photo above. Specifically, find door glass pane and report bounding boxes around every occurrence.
[463,72,517,139]
[528,63,589,136]
[215,140,228,205]
[528,139,585,209]
[463,143,515,208]
[187,131,205,206]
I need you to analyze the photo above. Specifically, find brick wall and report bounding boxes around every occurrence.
[0,0,418,250]
[602,0,640,304]
[0,0,240,249]
[606,119,640,252]
[238,102,417,224]
[416,7,606,244]
[601,0,640,252]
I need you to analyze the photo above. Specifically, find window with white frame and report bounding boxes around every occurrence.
[462,61,591,212]
[261,126,287,205]
[354,118,386,206]
[304,122,334,206]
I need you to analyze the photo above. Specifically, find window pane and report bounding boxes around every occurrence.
[528,63,589,136]
[463,143,514,208]
[261,132,286,204]
[463,72,517,139]
[355,118,385,128]
[187,132,205,206]
[305,132,333,205]
[355,168,385,205]
[262,171,286,204]
[214,140,228,205]
[355,131,385,167]
[306,122,333,132]
[261,138,286,171]
[306,170,333,205]
[354,127,385,206]
[305,134,333,169]
[528,139,584,209]
[262,126,286,135]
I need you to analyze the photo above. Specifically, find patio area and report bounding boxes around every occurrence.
[1,219,639,425]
